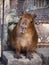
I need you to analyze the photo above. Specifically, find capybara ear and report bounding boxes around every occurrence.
[32,14,37,18]
[23,11,27,14]
[23,12,27,16]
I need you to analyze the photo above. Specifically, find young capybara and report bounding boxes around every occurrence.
[8,13,38,59]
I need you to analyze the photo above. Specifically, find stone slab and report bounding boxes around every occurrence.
[36,48,49,65]
[3,51,42,65]
[36,48,49,57]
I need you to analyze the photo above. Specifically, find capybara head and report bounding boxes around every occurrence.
[17,13,37,34]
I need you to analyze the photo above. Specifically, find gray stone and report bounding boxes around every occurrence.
[36,48,49,65]
[3,51,42,65]
[36,48,49,57]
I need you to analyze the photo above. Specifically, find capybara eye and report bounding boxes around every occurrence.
[31,21,32,23]
[20,17,22,20]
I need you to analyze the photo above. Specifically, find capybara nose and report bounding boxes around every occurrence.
[21,22,27,29]
[20,26,26,34]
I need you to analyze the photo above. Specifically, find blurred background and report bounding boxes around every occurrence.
[0,0,49,48]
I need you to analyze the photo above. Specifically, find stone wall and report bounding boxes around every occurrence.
[2,0,49,49]
[2,0,10,48]
[10,0,25,16]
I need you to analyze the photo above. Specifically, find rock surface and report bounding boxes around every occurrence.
[3,51,42,65]
[36,48,49,65]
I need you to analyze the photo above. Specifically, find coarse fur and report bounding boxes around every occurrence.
[8,13,38,59]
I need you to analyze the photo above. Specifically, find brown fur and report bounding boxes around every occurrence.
[8,13,38,59]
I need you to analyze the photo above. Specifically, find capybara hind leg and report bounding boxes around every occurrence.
[14,51,22,59]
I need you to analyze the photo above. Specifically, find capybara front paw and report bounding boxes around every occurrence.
[14,53,22,59]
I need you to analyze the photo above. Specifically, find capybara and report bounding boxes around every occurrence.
[8,13,38,59]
